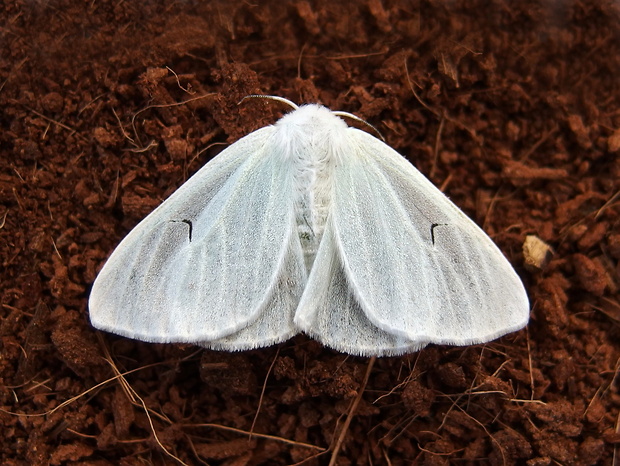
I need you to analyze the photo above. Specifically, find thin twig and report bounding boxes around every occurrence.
[187,423,324,451]
[403,58,477,138]
[324,50,387,60]
[11,100,86,141]
[102,355,187,466]
[131,93,215,145]
[430,116,445,179]
[166,66,194,94]
[526,326,535,400]
[328,357,376,466]
[250,347,280,436]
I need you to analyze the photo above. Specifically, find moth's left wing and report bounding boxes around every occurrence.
[90,128,306,350]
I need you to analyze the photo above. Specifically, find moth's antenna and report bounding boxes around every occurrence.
[238,95,299,110]
[238,96,384,140]
[333,111,385,141]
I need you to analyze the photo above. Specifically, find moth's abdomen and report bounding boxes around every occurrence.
[293,140,334,273]
[274,105,347,273]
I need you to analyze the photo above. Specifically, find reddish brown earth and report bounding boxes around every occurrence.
[1,1,619,464]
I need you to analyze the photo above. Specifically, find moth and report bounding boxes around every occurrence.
[89,98,529,356]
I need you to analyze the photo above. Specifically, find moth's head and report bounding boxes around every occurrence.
[276,103,349,133]
[270,104,350,164]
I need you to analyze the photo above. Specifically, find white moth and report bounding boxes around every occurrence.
[89,97,529,356]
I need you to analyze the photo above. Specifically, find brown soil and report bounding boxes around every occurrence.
[1,1,619,464]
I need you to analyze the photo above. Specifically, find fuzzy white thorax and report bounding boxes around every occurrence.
[273,104,348,272]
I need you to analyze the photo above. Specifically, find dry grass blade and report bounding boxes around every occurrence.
[328,357,376,466]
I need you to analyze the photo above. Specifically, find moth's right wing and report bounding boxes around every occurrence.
[89,127,306,350]
[294,220,429,356]
[295,129,529,356]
